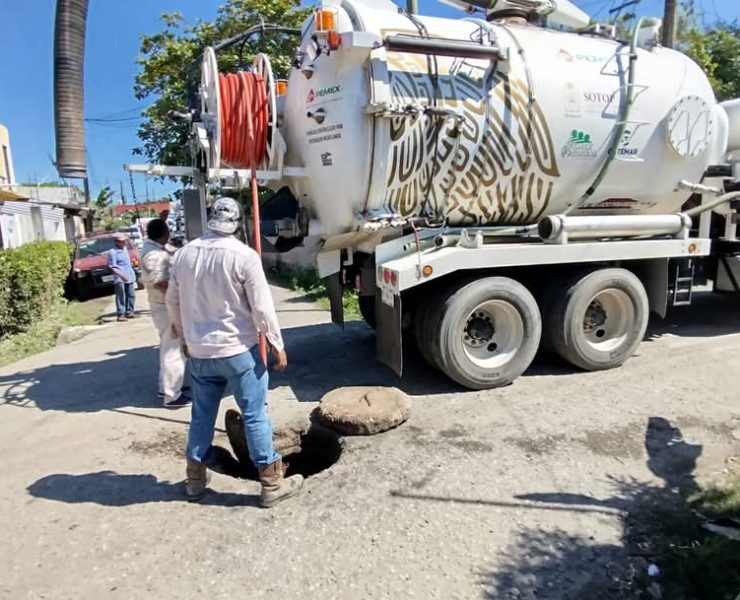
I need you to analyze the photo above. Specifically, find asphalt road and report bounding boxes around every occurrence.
[0,286,738,599]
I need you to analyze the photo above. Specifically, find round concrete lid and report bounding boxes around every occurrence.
[316,386,411,435]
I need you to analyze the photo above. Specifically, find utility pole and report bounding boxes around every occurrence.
[119,180,125,204]
[662,0,678,48]
[406,0,418,14]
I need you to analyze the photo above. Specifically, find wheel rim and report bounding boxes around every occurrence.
[462,300,524,369]
[579,288,633,352]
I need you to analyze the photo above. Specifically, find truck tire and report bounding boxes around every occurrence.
[358,294,376,329]
[435,277,542,390]
[544,268,648,371]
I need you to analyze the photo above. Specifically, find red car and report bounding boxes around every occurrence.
[70,232,143,298]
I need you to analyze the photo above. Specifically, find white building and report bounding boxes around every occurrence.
[0,124,88,249]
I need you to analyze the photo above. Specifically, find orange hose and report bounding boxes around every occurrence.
[218,71,268,169]
[218,70,270,364]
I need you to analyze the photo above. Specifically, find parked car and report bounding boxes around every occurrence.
[119,225,144,250]
[70,232,143,298]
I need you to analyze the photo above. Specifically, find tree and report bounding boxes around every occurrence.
[94,186,114,209]
[134,0,311,168]
[92,186,116,229]
[683,24,740,101]
[675,0,740,101]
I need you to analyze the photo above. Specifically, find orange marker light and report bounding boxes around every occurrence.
[327,30,341,50]
[688,243,697,253]
[315,9,336,32]
[422,265,433,278]
[274,80,288,96]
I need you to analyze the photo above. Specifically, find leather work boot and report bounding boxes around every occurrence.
[258,459,304,508]
[185,459,210,502]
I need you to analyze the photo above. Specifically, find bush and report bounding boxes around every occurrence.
[0,241,73,339]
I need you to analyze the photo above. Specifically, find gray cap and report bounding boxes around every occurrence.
[113,232,128,242]
[207,197,242,235]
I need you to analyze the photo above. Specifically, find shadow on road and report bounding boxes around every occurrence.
[471,417,720,599]
[3,292,739,410]
[646,290,740,341]
[271,290,740,401]
[0,347,161,413]
[27,470,257,507]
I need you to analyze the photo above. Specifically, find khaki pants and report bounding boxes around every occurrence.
[150,304,186,403]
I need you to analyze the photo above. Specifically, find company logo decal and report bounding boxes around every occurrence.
[561,130,597,158]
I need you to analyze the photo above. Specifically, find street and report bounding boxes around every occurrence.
[0,286,738,599]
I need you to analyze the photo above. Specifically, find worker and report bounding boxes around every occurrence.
[108,233,136,322]
[166,197,303,507]
[141,219,192,409]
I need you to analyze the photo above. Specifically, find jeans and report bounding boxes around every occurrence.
[114,282,135,317]
[187,346,279,468]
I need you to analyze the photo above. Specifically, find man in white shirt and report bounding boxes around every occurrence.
[166,197,303,508]
[141,219,191,408]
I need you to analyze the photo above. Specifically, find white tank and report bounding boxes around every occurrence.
[280,0,728,236]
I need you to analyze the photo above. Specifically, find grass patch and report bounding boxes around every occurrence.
[0,299,102,367]
[638,472,740,599]
[268,267,360,320]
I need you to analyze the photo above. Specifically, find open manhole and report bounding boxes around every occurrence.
[208,409,342,481]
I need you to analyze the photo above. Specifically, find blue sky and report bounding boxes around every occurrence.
[0,0,737,203]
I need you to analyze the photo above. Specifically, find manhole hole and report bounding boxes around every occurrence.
[208,409,342,481]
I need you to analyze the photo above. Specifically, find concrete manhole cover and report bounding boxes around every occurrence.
[209,409,342,481]
[316,386,411,435]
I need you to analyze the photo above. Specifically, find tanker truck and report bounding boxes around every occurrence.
[127,0,740,390]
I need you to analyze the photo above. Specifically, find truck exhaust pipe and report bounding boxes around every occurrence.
[54,0,89,179]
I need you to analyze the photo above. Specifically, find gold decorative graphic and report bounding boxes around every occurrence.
[383,48,560,224]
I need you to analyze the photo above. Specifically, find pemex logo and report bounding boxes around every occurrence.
[307,85,342,105]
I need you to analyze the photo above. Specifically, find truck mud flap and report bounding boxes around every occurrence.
[328,273,344,328]
[376,288,403,377]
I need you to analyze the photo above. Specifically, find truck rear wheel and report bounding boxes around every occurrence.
[544,268,648,371]
[434,277,542,390]
[358,294,376,329]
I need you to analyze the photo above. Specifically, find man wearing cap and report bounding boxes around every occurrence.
[141,219,192,409]
[166,197,303,507]
[107,233,136,322]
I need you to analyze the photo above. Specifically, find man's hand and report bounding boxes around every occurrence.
[271,347,288,371]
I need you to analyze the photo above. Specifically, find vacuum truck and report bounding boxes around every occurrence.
[127,0,740,390]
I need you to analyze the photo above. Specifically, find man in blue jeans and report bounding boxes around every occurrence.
[107,233,136,321]
[166,197,303,507]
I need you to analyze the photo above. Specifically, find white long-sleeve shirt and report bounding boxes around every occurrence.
[140,239,172,308]
[166,232,284,359]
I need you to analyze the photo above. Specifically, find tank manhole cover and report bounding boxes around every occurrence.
[209,410,342,481]
[316,386,411,435]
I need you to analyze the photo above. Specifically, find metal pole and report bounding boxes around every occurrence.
[406,0,418,14]
[662,0,677,47]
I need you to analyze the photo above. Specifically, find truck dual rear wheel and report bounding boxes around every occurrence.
[544,268,649,371]
[423,277,542,390]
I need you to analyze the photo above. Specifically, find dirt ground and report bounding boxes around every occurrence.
[0,286,738,599]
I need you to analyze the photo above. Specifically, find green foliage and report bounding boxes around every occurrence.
[92,186,116,229]
[134,0,311,167]
[94,186,114,209]
[0,241,73,339]
[0,299,94,367]
[684,24,740,101]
